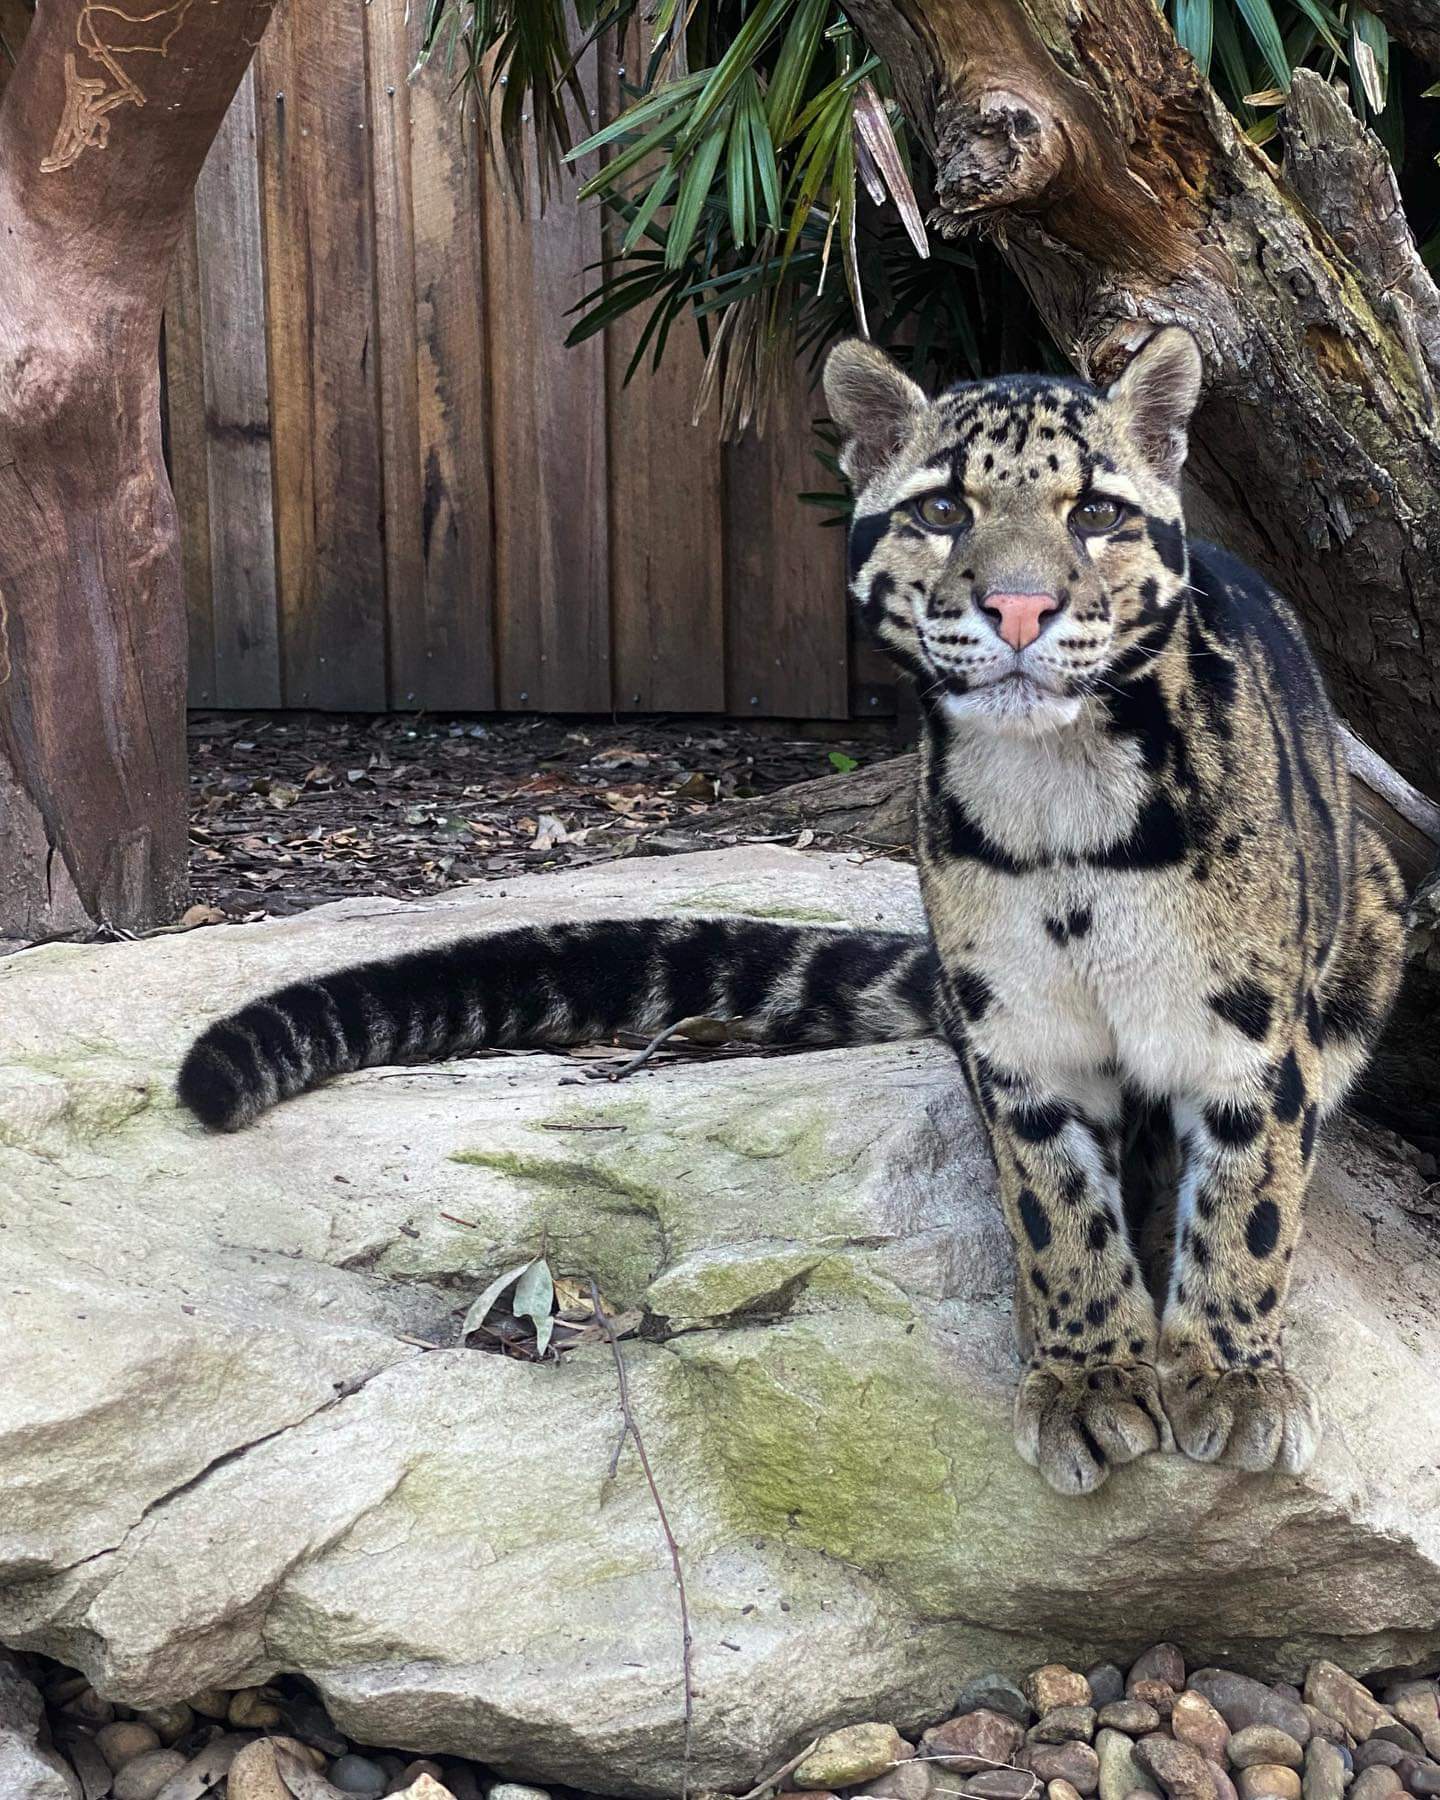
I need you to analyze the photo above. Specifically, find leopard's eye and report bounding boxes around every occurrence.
[1071,495,1125,535]
[914,493,970,532]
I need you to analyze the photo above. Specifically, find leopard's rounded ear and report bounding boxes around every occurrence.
[1106,326,1203,484]
[824,338,927,489]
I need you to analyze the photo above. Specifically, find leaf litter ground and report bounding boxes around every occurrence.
[188,711,894,917]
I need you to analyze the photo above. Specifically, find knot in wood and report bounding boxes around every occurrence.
[933,88,1065,220]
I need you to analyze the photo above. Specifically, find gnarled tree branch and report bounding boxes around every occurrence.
[846,0,1440,800]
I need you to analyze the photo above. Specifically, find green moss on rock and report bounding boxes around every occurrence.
[672,1316,1023,1615]
[65,1076,157,1139]
[442,1072,903,1306]
[646,1244,912,1327]
[0,1055,156,1147]
[445,1144,678,1303]
[665,888,849,924]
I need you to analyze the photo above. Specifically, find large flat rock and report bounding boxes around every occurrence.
[2,847,1438,1797]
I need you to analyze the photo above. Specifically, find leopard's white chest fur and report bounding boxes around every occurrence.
[921,712,1267,1102]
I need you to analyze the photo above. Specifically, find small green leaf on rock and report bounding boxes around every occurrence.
[514,1256,557,1356]
[461,1261,534,1341]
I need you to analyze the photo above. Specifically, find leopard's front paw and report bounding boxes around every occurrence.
[1160,1341,1319,1473]
[1015,1361,1174,1496]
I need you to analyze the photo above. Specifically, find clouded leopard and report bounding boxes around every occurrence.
[179,328,1405,1495]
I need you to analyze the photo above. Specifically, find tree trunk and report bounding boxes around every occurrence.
[843,1,1440,800]
[0,0,276,939]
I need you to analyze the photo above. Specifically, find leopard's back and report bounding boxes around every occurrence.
[1183,539,1405,1106]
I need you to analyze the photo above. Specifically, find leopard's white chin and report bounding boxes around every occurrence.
[941,675,1084,736]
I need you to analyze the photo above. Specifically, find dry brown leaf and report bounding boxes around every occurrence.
[272,1742,349,1799]
[674,1015,734,1045]
[553,1275,599,1318]
[152,1734,248,1800]
[178,904,226,930]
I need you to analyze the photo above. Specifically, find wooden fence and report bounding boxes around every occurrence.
[162,1,886,721]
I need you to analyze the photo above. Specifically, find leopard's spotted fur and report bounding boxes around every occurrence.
[177,330,1404,1494]
[828,328,1405,1490]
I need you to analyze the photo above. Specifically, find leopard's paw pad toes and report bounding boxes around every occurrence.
[1015,1361,1173,1496]
[1162,1364,1319,1473]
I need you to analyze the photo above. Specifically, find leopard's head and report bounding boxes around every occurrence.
[824,329,1203,735]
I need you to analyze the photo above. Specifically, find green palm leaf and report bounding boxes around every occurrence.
[1174,0,1214,76]
[1350,5,1390,113]
[1232,0,1293,92]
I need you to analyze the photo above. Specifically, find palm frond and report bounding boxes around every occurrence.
[421,0,1431,441]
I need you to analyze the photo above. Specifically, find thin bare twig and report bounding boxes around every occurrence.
[903,1754,1042,1799]
[606,1019,699,1081]
[589,1277,694,1800]
[540,1121,628,1131]
[735,1737,822,1800]
[596,1014,740,1083]
[932,1786,1040,1800]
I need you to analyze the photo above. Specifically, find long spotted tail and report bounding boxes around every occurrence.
[177,917,939,1131]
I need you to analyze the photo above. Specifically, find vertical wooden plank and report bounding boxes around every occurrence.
[255,0,388,710]
[602,30,724,714]
[366,0,426,710]
[849,632,898,720]
[724,371,849,719]
[400,14,496,708]
[163,212,216,708]
[607,327,725,710]
[194,68,282,708]
[485,42,610,712]
[252,0,313,708]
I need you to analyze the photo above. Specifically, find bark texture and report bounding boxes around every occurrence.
[1361,0,1440,70]
[844,1,1440,799]
[0,0,275,937]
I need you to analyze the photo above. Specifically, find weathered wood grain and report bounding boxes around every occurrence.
[404,17,496,709]
[485,43,611,712]
[194,66,280,708]
[254,0,386,710]
[164,210,216,708]
[175,18,872,723]
[723,372,849,719]
[367,0,426,710]
[0,0,277,934]
[603,26,725,713]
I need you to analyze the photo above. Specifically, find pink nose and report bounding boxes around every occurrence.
[981,591,1060,651]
